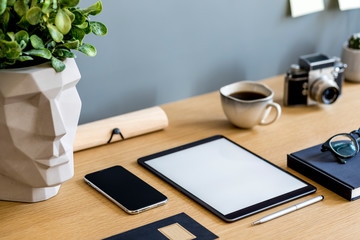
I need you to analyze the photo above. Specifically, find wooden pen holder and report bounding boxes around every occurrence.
[73,106,169,152]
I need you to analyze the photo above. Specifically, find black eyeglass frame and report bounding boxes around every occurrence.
[321,129,360,164]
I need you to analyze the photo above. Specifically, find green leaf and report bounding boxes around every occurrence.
[52,0,58,10]
[48,11,57,21]
[72,10,85,25]
[24,49,52,59]
[64,8,75,22]
[19,39,27,49]
[54,48,63,57]
[90,21,107,36]
[15,30,29,45]
[51,56,66,72]
[0,39,22,59]
[47,23,63,42]
[59,40,79,49]
[60,0,79,8]
[14,0,29,17]
[46,40,56,48]
[0,8,10,31]
[0,0,106,68]
[0,29,5,40]
[26,6,42,25]
[30,0,37,8]
[60,48,75,58]
[70,26,85,43]
[7,0,15,6]
[54,48,75,58]
[75,21,88,29]
[78,43,96,56]
[55,9,71,35]
[17,55,33,61]
[16,16,30,30]
[7,32,15,41]
[30,34,44,49]
[42,0,51,14]
[81,1,102,16]
[0,0,6,15]
[83,22,91,34]
[3,59,16,65]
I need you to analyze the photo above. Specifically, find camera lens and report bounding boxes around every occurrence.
[323,88,338,103]
[309,75,340,104]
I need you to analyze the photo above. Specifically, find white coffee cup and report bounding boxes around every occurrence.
[220,81,281,128]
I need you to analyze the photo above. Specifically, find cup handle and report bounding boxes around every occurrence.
[260,102,281,125]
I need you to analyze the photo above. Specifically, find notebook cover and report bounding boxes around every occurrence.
[287,143,360,201]
[104,212,218,240]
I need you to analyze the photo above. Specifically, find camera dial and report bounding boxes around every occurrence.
[309,75,339,104]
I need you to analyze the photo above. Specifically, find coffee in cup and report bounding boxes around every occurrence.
[220,81,281,128]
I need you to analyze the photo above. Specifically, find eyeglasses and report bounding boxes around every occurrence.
[321,129,360,164]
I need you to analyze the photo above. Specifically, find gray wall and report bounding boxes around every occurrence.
[76,0,360,124]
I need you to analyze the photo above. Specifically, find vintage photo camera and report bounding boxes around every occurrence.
[284,53,345,106]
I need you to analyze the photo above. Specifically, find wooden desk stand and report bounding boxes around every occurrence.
[73,106,169,152]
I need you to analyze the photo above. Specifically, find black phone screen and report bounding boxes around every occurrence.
[84,165,167,214]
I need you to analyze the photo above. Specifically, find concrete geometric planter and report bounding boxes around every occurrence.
[0,58,81,202]
[341,44,360,82]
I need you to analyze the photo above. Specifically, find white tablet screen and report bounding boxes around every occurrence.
[144,138,308,215]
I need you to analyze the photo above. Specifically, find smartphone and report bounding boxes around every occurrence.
[84,165,167,214]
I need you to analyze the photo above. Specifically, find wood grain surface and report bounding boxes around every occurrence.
[1,75,360,240]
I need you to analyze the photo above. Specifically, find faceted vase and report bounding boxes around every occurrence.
[0,58,81,202]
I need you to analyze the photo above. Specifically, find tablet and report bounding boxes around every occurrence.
[138,135,316,222]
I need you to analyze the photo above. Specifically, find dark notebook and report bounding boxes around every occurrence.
[104,212,218,240]
[288,143,360,201]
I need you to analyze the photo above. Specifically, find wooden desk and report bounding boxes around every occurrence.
[1,75,360,239]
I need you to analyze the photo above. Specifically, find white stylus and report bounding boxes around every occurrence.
[252,195,324,225]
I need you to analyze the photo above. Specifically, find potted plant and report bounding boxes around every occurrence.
[0,0,107,202]
[341,33,360,82]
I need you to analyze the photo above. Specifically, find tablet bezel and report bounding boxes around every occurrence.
[138,135,316,222]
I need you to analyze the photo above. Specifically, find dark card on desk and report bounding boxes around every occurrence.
[104,212,218,240]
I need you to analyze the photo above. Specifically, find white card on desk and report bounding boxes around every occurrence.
[338,0,360,10]
[290,0,325,18]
